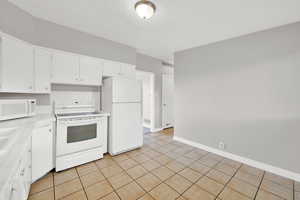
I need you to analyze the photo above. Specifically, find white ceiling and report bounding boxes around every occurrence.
[8,0,300,63]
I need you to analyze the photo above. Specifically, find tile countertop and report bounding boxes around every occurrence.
[0,114,56,194]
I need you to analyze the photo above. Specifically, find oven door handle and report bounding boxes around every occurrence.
[60,119,100,126]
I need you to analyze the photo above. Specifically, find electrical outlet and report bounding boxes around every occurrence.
[218,142,225,150]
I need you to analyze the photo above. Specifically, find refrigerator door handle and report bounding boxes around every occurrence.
[141,101,143,123]
[140,85,143,123]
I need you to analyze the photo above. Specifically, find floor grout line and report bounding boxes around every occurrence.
[52,168,89,200]
[107,134,228,200]
[75,167,89,200]
[52,172,56,200]
[154,154,224,199]
[214,164,243,200]
[126,140,206,199]
[253,171,265,200]
[293,180,295,200]
[93,158,126,200]
[29,131,296,200]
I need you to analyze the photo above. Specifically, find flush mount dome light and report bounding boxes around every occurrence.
[135,0,156,19]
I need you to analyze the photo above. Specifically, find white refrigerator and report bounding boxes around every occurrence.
[102,77,143,155]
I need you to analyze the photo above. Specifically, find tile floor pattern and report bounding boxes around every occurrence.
[28,130,300,200]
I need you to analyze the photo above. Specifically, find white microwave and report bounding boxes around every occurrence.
[0,99,36,121]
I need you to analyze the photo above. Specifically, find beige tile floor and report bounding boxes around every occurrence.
[28,129,299,200]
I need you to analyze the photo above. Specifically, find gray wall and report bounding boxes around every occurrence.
[136,53,163,129]
[0,0,36,43]
[34,19,136,65]
[174,22,300,173]
[0,0,136,65]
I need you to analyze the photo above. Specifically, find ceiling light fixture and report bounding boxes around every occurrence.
[135,0,156,19]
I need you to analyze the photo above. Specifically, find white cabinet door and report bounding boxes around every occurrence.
[120,64,136,79]
[32,124,54,182]
[103,60,121,77]
[52,51,80,84]
[79,56,103,85]
[0,37,34,92]
[34,47,51,93]
[162,74,174,128]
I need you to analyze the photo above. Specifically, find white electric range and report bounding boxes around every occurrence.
[55,111,109,171]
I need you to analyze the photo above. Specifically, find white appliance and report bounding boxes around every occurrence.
[103,77,143,155]
[55,111,108,171]
[0,99,36,121]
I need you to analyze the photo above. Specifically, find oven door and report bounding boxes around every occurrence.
[56,118,103,156]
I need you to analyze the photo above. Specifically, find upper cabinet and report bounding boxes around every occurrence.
[51,51,103,86]
[0,33,136,93]
[79,56,103,85]
[0,36,34,93]
[103,60,136,78]
[103,60,122,77]
[34,47,52,93]
[52,51,80,85]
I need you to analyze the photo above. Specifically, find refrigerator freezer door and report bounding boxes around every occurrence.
[109,103,143,155]
[112,78,141,103]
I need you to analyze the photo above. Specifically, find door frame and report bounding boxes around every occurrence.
[162,73,174,129]
[136,70,155,132]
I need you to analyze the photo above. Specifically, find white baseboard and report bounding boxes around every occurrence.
[173,136,300,182]
[151,127,163,132]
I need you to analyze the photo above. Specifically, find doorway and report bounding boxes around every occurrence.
[162,73,174,129]
[136,70,155,134]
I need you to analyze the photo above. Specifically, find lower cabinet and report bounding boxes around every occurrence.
[32,123,54,182]
[8,138,32,200]
[0,122,54,200]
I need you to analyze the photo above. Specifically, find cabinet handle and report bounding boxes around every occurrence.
[49,129,52,132]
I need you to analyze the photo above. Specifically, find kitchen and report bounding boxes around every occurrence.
[2,0,300,199]
[0,33,145,200]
